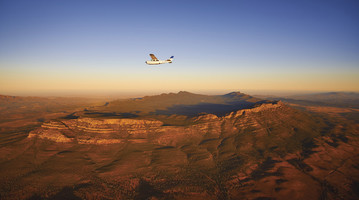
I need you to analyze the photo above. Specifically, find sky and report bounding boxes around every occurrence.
[0,0,358,97]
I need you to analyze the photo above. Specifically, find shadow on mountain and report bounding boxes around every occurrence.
[153,100,271,117]
[51,186,81,200]
[63,112,79,119]
[250,157,282,181]
[267,95,359,109]
[85,112,139,118]
[153,102,252,116]
[134,179,165,200]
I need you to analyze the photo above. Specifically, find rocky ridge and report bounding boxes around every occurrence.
[29,118,164,144]
[28,101,284,144]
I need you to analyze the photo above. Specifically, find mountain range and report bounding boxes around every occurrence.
[0,91,358,199]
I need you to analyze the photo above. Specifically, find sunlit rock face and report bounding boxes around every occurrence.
[29,118,164,144]
[28,101,285,145]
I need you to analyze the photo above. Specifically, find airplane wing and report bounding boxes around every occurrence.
[149,54,158,61]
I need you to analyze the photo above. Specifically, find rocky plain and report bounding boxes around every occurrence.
[0,91,358,200]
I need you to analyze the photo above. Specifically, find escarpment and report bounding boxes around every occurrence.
[29,118,164,144]
[28,101,296,145]
[225,101,284,119]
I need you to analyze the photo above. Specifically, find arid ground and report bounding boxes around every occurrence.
[1,92,359,200]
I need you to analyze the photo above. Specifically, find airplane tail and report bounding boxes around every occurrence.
[167,56,174,63]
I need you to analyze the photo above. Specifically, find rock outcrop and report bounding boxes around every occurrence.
[28,101,288,145]
[28,118,164,144]
[225,101,284,119]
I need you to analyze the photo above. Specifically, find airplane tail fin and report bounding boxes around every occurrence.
[167,56,174,63]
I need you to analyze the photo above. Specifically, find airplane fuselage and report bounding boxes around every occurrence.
[145,60,172,65]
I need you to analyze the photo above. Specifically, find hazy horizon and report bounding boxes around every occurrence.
[1,88,358,99]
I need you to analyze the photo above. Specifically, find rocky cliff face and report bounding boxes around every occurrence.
[29,118,164,144]
[28,101,284,145]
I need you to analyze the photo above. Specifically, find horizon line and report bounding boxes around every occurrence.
[1,89,359,99]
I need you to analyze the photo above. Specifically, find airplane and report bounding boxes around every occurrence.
[145,54,174,65]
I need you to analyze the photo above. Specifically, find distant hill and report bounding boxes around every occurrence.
[0,94,44,101]
[0,94,105,145]
[258,92,359,108]
[85,91,272,118]
[288,92,359,101]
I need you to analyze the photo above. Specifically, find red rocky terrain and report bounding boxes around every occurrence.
[0,92,358,199]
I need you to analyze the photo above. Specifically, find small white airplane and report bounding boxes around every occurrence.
[145,54,174,65]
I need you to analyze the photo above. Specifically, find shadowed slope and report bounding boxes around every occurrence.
[81,91,272,118]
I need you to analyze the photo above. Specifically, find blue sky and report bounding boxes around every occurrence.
[0,0,358,96]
